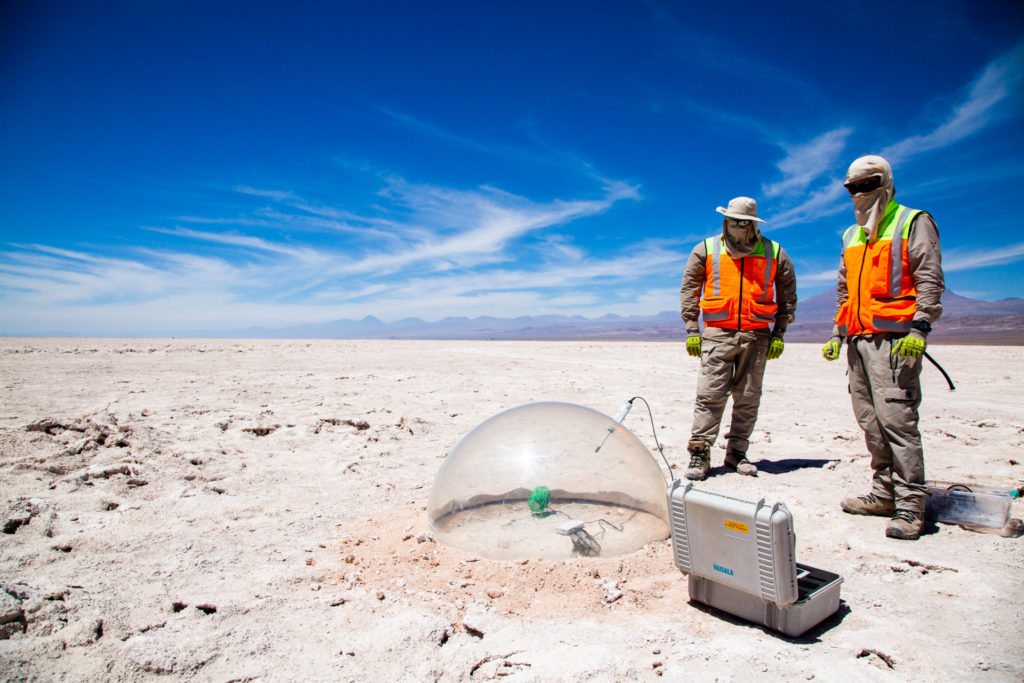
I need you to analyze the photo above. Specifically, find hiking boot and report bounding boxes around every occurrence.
[724,449,757,476]
[886,509,924,540]
[684,446,710,481]
[840,493,895,517]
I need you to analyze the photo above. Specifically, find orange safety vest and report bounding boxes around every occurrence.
[699,236,779,331]
[835,201,926,337]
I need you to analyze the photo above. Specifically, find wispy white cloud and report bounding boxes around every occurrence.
[375,107,570,170]
[0,251,225,320]
[655,97,780,142]
[331,178,640,277]
[536,235,586,261]
[387,245,682,298]
[881,40,1024,163]
[0,174,654,334]
[643,0,815,100]
[151,227,327,262]
[942,241,1024,272]
[303,243,684,323]
[377,108,496,154]
[762,127,853,198]
[795,267,840,284]
[767,182,849,229]
[765,41,1024,230]
[234,186,299,202]
[0,240,682,334]
[182,186,404,241]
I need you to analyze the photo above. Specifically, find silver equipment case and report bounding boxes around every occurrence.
[668,480,843,637]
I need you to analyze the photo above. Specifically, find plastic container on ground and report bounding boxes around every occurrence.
[924,480,1014,528]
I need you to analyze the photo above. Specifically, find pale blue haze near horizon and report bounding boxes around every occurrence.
[1,1,1023,336]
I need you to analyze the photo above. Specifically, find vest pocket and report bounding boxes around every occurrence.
[747,300,777,325]
[699,296,733,323]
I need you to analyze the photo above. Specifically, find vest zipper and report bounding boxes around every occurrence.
[855,241,868,334]
[738,257,745,331]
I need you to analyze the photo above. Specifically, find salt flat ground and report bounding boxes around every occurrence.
[0,339,1021,682]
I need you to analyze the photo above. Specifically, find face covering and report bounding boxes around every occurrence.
[852,187,888,238]
[723,219,760,257]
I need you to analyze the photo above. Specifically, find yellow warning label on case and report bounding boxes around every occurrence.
[724,519,749,534]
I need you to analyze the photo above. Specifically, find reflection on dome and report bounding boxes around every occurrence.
[427,402,670,560]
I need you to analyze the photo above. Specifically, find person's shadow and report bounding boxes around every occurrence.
[707,458,839,477]
[752,458,839,475]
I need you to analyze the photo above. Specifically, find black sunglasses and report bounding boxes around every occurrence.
[844,175,883,195]
[725,218,753,228]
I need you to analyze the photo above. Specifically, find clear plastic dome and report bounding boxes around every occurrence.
[427,402,670,560]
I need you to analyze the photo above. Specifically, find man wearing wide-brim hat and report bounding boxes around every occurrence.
[679,196,797,480]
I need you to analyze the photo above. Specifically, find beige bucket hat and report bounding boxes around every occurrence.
[715,196,766,223]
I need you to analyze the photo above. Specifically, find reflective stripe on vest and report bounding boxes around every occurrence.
[711,236,722,297]
[888,206,912,297]
[759,241,775,303]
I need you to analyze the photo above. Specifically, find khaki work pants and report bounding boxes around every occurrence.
[688,329,770,455]
[847,334,927,512]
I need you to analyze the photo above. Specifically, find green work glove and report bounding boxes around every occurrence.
[892,330,926,358]
[822,338,842,361]
[686,334,701,358]
[766,336,784,360]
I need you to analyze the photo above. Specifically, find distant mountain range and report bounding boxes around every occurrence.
[225,311,687,341]
[213,290,1024,344]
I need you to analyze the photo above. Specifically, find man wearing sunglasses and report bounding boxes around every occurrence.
[680,196,797,481]
[823,154,944,541]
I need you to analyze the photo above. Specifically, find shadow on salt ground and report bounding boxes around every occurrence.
[703,458,839,478]
[752,458,840,475]
[686,599,852,644]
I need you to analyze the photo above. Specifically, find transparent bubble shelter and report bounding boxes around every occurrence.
[427,402,670,560]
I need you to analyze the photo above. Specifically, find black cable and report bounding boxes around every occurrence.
[581,517,625,534]
[890,343,956,391]
[924,351,956,391]
[627,396,674,482]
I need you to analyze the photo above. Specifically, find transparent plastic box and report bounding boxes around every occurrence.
[924,480,1015,528]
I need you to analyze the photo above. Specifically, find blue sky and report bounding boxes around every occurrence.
[1,1,1023,336]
